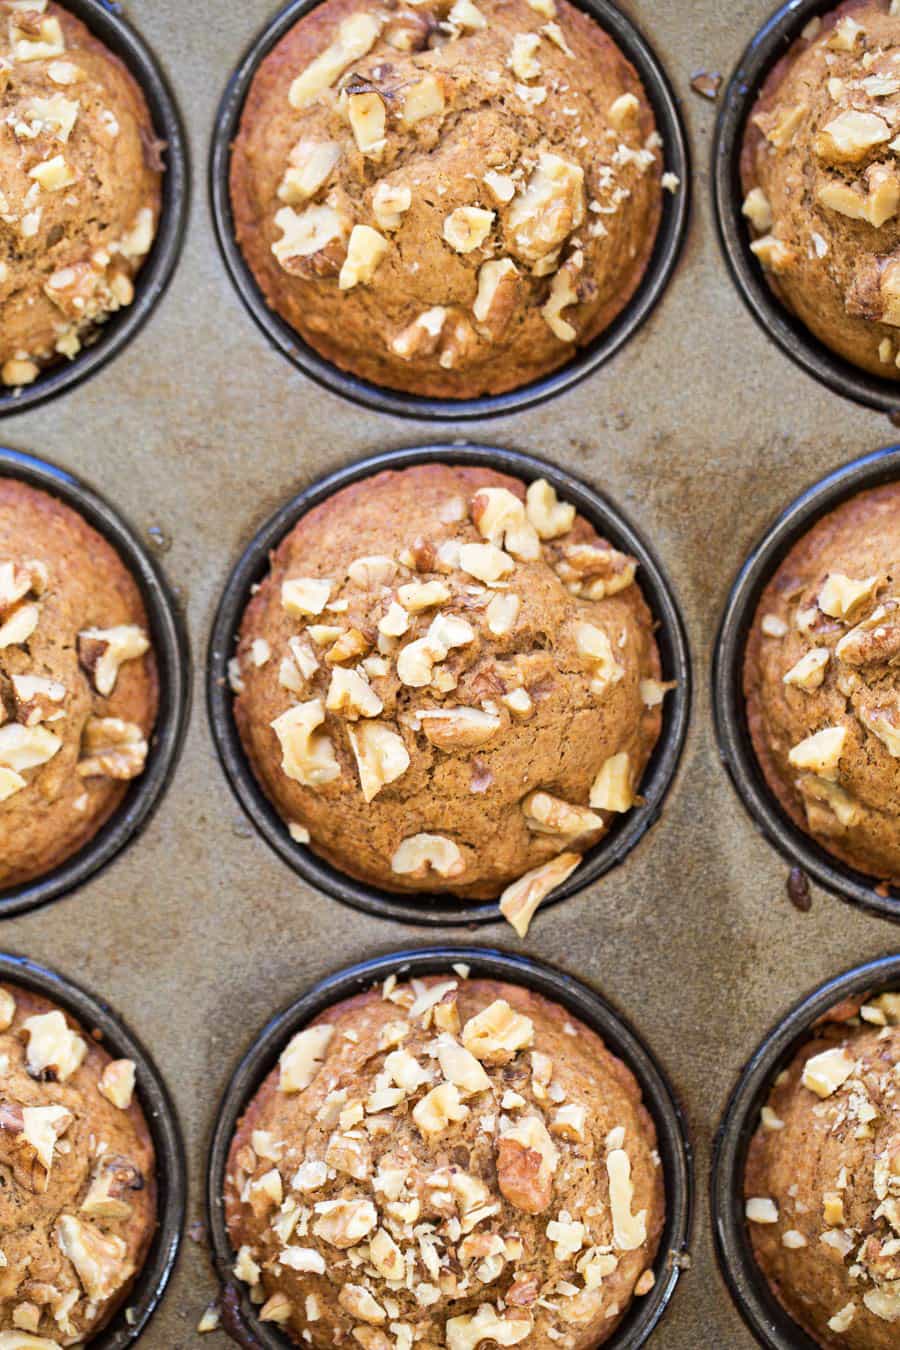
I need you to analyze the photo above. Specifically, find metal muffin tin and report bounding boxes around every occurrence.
[0,950,186,1348]
[710,952,900,1349]
[207,443,691,927]
[713,444,900,922]
[713,0,900,414]
[0,0,189,419]
[208,0,690,421]
[206,946,693,1350]
[0,446,190,917]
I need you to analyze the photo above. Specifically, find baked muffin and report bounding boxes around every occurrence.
[743,481,899,885]
[230,0,666,399]
[225,972,664,1348]
[0,981,156,1344]
[0,479,158,890]
[231,464,668,929]
[745,990,900,1346]
[0,0,163,389]
[740,0,900,379]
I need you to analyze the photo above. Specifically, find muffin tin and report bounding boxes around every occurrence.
[710,952,900,1349]
[0,0,189,419]
[0,950,186,1347]
[0,446,190,918]
[2,0,900,1345]
[209,0,690,421]
[208,443,690,926]
[207,947,692,1350]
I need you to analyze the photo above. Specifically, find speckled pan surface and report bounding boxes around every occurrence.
[3,1,900,1347]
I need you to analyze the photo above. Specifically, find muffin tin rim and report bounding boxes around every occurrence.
[0,445,192,916]
[0,0,190,419]
[712,0,900,415]
[0,949,187,1349]
[205,944,694,1350]
[712,443,900,922]
[206,442,691,928]
[207,0,690,422]
[710,951,900,1350]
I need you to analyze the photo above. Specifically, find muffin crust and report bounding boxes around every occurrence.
[232,464,666,925]
[742,0,900,379]
[0,479,158,890]
[744,482,899,884]
[0,982,156,1346]
[746,992,900,1346]
[230,0,664,398]
[225,974,665,1349]
[0,0,162,388]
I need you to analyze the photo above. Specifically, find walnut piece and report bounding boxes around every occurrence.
[56,1215,132,1303]
[77,717,148,780]
[348,721,410,801]
[288,13,381,107]
[271,699,340,787]
[461,1000,534,1063]
[77,624,149,696]
[496,1115,559,1213]
[391,833,465,879]
[23,1011,86,1082]
[279,1025,334,1093]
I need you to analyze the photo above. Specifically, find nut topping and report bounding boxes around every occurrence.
[279,1025,334,1093]
[496,1115,559,1213]
[271,699,340,786]
[77,624,149,696]
[348,721,410,800]
[499,853,581,937]
[461,1000,534,1063]
[77,718,147,780]
[418,706,500,749]
[56,1215,131,1302]
[391,833,465,879]
[288,13,381,107]
[23,1011,86,1082]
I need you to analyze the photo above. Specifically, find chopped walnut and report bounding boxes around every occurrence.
[77,624,149,696]
[77,718,148,780]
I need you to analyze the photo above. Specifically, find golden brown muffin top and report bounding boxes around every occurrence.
[743,482,899,884]
[230,0,666,398]
[225,974,664,1349]
[741,0,900,379]
[232,464,667,924]
[0,480,158,891]
[0,982,156,1346]
[0,0,162,388]
[745,993,900,1347]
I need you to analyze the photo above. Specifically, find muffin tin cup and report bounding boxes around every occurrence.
[0,446,191,917]
[0,0,189,418]
[713,0,900,415]
[710,952,900,1349]
[207,946,693,1350]
[712,443,900,921]
[207,443,690,926]
[0,950,186,1347]
[208,0,689,421]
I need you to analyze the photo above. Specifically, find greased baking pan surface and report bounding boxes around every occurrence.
[2,1,899,1346]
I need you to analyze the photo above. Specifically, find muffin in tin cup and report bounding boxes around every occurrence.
[0,950,185,1347]
[712,953,900,1349]
[713,0,900,412]
[0,0,188,416]
[207,947,692,1350]
[0,447,190,917]
[210,0,688,419]
[208,444,690,930]
[713,444,900,920]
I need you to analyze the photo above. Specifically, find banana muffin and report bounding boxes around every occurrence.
[741,0,900,379]
[0,981,156,1344]
[225,972,664,1348]
[230,463,668,929]
[745,990,900,1345]
[0,0,163,390]
[230,0,665,399]
[743,481,899,884]
[0,478,158,891]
